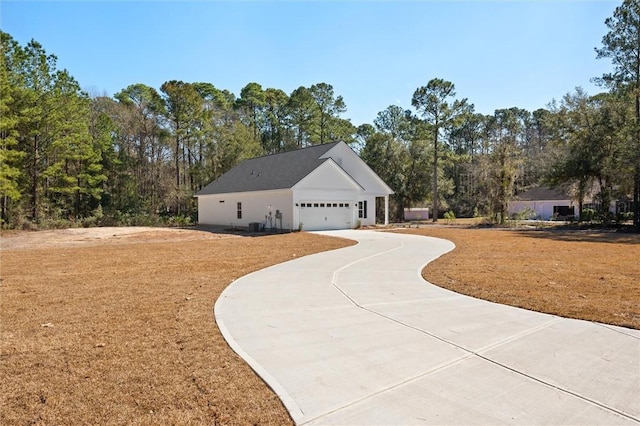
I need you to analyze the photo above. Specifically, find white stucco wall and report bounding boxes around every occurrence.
[293,160,362,229]
[357,195,376,226]
[319,143,392,226]
[321,143,393,196]
[508,200,576,220]
[197,189,293,230]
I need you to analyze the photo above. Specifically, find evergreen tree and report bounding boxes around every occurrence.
[596,0,640,231]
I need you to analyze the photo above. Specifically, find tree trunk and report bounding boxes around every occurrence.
[396,197,405,222]
[1,195,8,225]
[634,167,640,231]
[432,122,439,222]
[175,135,180,189]
[634,88,640,232]
[31,135,39,222]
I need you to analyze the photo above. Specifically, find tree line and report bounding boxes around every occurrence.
[1,30,355,227]
[1,0,638,231]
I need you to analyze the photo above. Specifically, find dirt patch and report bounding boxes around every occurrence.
[0,228,354,425]
[399,226,640,330]
[0,227,237,251]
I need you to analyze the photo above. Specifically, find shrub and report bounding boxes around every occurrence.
[581,208,596,222]
[616,211,633,224]
[443,210,456,224]
[163,215,194,227]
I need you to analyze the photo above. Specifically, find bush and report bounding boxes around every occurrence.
[163,215,194,227]
[581,208,596,222]
[616,211,634,223]
[21,220,37,231]
[4,207,199,230]
[82,216,98,228]
[443,210,456,224]
[40,218,77,230]
[512,207,536,221]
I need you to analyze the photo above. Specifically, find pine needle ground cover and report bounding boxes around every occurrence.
[1,228,353,425]
[405,227,640,330]
[2,227,639,425]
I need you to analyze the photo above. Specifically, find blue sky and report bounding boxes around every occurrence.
[2,0,618,126]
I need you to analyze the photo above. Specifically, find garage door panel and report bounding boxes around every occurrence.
[300,202,352,231]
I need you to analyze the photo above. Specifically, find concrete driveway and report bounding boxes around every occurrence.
[215,230,640,425]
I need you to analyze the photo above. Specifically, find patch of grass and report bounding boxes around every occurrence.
[402,227,640,330]
[1,229,354,425]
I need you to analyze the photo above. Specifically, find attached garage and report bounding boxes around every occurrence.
[298,202,354,231]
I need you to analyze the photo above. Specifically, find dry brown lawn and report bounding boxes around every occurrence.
[402,226,640,330]
[1,228,353,425]
[2,226,639,425]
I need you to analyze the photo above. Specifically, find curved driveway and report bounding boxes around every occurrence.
[215,230,640,425]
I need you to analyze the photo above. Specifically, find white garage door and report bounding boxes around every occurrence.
[299,201,353,231]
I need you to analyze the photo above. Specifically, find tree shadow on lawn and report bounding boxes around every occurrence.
[194,224,294,238]
[512,228,640,245]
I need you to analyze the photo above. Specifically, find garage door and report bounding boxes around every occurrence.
[299,202,353,231]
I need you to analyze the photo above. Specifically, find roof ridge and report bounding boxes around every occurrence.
[195,141,344,196]
[245,141,341,162]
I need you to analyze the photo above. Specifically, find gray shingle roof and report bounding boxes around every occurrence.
[517,186,571,201]
[195,142,341,195]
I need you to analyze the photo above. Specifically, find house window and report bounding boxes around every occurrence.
[313,203,319,207]
[358,200,368,219]
[219,200,225,203]
[345,203,350,208]
[237,202,242,219]
[320,203,325,207]
[339,203,344,208]
[332,203,338,207]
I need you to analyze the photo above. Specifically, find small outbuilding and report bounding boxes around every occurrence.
[195,142,393,231]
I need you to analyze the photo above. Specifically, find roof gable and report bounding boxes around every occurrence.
[195,142,340,195]
[321,143,394,195]
[293,158,363,191]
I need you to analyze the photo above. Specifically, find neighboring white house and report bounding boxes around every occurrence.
[508,187,578,220]
[195,141,394,231]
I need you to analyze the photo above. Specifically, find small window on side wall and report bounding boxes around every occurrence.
[237,202,242,219]
[358,200,368,219]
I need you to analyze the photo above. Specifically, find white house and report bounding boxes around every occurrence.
[508,187,578,220]
[195,141,394,231]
